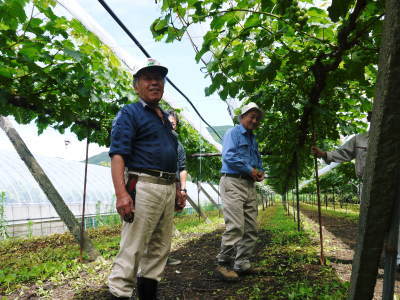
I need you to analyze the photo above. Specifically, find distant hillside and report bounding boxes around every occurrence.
[207,125,233,143]
[86,151,110,166]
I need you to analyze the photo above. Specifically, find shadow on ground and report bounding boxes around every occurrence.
[301,207,358,250]
[73,220,343,299]
[73,228,273,299]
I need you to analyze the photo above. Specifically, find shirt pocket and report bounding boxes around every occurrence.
[238,138,250,157]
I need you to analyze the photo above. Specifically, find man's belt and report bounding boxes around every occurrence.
[129,168,176,183]
[222,173,254,182]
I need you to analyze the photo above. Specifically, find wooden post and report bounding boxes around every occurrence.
[348,0,400,298]
[260,191,265,211]
[332,188,336,211]
[208,183,220,197]
[292,190,296,222]
[382,190,400,299]
[207,183,221,217]
[198,183,222,213]
[312,124,325,265]
[295,154,301,231]
[186,195,211,223]
[0,116,99,259]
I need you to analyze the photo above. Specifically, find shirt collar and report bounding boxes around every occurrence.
[139,98,149,107]
[238,124,252,135]
[139,98,170,123]
[139,98,164,112]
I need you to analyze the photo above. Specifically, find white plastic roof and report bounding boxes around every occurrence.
[0,148,114,205]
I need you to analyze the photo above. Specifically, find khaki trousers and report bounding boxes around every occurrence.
[108,177,175,298]
[217,176,258,271]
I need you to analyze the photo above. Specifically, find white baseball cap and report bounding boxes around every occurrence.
[240,102,264,117]
[133,58,168,78]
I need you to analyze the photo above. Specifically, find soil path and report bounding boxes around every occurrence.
[300,206,400,299]
[75,225,273,300]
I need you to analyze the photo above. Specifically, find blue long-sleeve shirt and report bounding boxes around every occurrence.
[220,124,263,175]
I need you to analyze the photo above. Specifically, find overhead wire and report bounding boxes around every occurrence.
[97,0,222,141]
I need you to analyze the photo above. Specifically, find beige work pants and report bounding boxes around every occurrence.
[217,176,258,272]
[108,178,175,298]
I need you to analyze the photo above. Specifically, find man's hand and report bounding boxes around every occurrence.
[311,146,327,159]
[116,192,134,220]
[175,190,186,212]
[180,190,188,201]
[178,190,187,211]
[255,170,265,182]
[250,168,259,181]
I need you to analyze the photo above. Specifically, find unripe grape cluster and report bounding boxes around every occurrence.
[286,0,308,29]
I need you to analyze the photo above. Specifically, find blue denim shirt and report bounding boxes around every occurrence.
[109,100,178,173]
[221,124,263,175]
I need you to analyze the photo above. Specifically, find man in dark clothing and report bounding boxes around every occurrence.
[107,58,177,300]
[166,111,187,266]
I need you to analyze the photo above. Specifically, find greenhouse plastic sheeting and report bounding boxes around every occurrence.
[0,149,114,205]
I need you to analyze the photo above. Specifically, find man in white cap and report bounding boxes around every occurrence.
[216,102,265,281]
[108,58,179,299]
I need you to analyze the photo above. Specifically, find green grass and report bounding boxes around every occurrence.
[300,202,359,223]
[0,205,349,299]
[0,210,224,294]
[245,205,349,300]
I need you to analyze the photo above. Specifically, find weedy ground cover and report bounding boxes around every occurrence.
[236,205,349,300]
[0,211,222,295]
[300,202,359,224]
[0,205,349,299]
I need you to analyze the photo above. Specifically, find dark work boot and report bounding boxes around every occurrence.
[137,277,158,300]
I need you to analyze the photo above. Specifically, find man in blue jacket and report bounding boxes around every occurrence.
[107,58,177,299]
[216,102,265,281]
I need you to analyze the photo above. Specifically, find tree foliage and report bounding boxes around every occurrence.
[0,0,135,145]
[300,162,360,201]
[0,0,219,181]
[151,0,383,193]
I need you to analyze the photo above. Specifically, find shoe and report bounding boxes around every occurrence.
[215,265,239,282]
[167,257,182,266]
[106,291,131,300]
[235,266,264,276]
[137,277,158,300]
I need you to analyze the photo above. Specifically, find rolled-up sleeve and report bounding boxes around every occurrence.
[109,107,136,157]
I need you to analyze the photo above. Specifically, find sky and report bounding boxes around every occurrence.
[1,0,233,161]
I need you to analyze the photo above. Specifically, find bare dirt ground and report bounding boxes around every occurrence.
[73,226,275,300]
[6,206,399,299]
[300,206,400,300]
